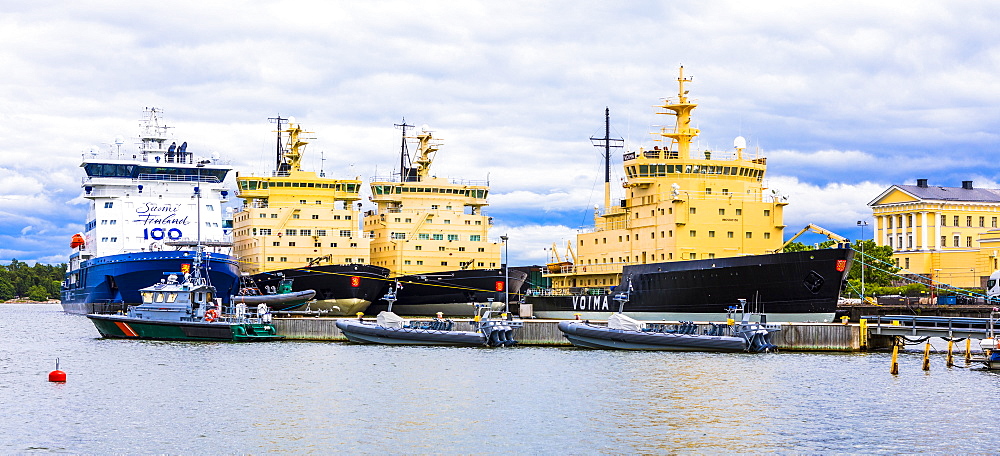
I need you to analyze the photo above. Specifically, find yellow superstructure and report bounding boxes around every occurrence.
[364,127,501,276]
[869,179,1000,289]
[547,67,787,291]
[232,122,369,274]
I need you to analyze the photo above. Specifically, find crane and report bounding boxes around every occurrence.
[781,224,849,251]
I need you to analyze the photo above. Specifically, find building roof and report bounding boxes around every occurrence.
[870,184,1000,206]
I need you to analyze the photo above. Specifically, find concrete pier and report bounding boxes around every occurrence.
[274,317,873,351]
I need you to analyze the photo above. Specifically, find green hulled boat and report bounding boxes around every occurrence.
[86,252,283,342]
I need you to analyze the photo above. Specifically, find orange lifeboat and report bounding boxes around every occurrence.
[70,233,85,249]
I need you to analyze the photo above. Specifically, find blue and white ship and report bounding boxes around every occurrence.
[61,108,240,314]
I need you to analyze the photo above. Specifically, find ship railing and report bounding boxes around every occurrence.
[375,207,490,217]
[370,175,490,187]
[82,149,233,164]
[525,287,612,297]
[626,147,765,161]
[544,262,625,275]
[136,173,221,183]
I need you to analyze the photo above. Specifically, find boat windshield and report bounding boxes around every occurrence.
[166,293,178,303]
[141,292,153,303]
[154,292,164,303]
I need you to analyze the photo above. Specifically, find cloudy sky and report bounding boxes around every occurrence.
[2,1,999,266]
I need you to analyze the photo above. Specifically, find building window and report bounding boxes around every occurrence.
[312,214,319,219]
[285,229,297,236]
[705,188,712,194]
[708,253,715,259]
[415,246,422,250]
[272,242,280,246]
[433,234,444,240]
[727,231,734,238]
[299,200,306,204]
[967,236,973,247]
[708,231,715,238]
[288,242,295,247]
[391,232,406,239]
[271,213,278,218]
[980,216,986,227]
[340,230,351,237]
[416,261,423,265]
[906,236,911,249]
[404,260,411,265]
[745,232,752,238]
[266,256,274,262]
[260,213,267,218]
[440,261,448,266]
[689,253,697,259]
[280,257,287,262]
[260,228,272,235]
[300,229,312,236]
[735,209,742,216]
[689,230,696,237]
[292,214,300,219]
[764,210,770,216]
[904,257,910,269]
[719,209,725,215]
[953,235,959,247]
[419,233,430,240]
[967,216,972,227]
[940,236,946,248]
[448,234,459,241]
[764,232,771,239]
[330,243,337,247]
[939,215,945,226]
[104,202,113,208]
[470,235,481,241]
[993,217,998,228]
[689,208,696,214]
[953,216,959,226]
[314,242,321,247]
[316,229,326,236]
[887,236,893,248]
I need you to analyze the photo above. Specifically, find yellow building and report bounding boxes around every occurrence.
[233,122,370,274]
[869,179,1000,289]
[546,67,787,291]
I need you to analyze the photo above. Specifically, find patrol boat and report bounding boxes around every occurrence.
[232,117,390,315]
[86,247,282,342]
[336,285,522,346]
[526,67,854,322]
[61,108,239,314]
[363,122,526,316]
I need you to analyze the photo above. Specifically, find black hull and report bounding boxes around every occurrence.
[527,248,854,322]
[250,264,390,315]
[367,268,529,316]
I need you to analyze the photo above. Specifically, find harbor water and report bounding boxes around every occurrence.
[2,304,996,454]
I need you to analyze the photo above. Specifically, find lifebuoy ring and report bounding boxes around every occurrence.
[204,308,219,322]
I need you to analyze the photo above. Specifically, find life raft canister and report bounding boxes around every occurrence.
[70,233,85,249]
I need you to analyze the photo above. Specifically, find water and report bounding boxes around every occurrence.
[2,304,996,454]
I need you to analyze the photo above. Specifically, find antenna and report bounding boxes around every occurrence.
[395,117,414,182]
[268,115,288,172]
[320,151,326,177]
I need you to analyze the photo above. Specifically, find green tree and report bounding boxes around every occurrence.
[0,276,14,301]
[27,285,48,302]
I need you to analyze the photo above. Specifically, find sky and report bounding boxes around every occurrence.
[1,0,999,267]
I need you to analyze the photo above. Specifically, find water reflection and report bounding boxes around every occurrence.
[2,304,998,454]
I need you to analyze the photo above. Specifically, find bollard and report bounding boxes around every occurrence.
[922,342,931,371]
[859,319,868,350]
[965,338,972,364]
[890,340,900,375]
[947,339,954,368]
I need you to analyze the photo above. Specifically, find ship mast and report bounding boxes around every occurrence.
[656,66,700,156]
[268,115,287,172]
[590,108,623,212]
[395,118,414,182]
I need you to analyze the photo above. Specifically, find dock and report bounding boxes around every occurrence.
[274,317,891,351]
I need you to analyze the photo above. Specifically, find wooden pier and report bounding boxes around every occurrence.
[274,317,884,351]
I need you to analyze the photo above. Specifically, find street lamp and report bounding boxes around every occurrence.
[500,234,509,314]
[857,220,868,301]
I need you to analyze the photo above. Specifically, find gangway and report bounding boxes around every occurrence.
[863,314,998,339]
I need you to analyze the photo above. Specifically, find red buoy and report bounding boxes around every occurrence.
[48,358,66,383]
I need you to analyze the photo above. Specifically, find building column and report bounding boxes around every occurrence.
[920,211,928,251]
